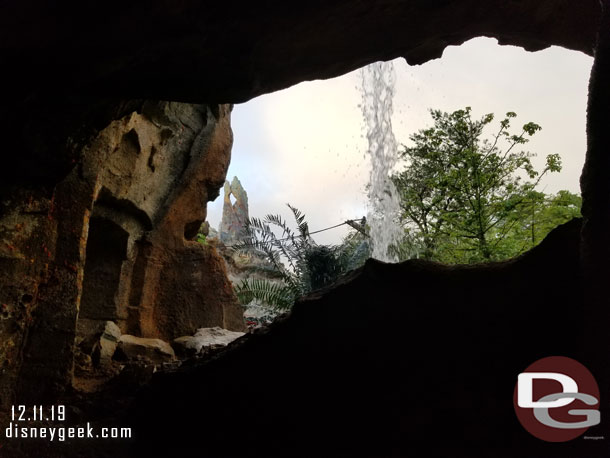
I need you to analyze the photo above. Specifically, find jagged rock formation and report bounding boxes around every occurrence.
[213,176,286,326]
[0,102,245,410]
[219,176,250,244]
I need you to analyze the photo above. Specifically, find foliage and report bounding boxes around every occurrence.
[336,228,371,272]
[197,233,207,245]
[492,189,581,258]
[234,278,295,311]
[392,107,579,263]
[234,205,368,311]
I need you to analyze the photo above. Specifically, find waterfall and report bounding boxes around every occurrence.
[360,61,403,263]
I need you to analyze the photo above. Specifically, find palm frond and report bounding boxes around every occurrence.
[234,278,297,311]
[287,203,310,239]
[233,203,370,314]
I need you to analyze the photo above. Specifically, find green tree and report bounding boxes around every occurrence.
[493,189,582,258]
[393,107,577,263]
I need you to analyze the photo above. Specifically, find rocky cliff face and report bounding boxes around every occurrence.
[0,102,244,408]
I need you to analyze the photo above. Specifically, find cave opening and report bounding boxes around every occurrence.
[195,38,594,332]
[208,38,592,261]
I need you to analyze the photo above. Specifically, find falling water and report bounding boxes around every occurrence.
[360,61,403,263]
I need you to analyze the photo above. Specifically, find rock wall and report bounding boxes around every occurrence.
[579,0,610,419]
[0,1,602,190]
[133,219,606,458]
[0,1,602,106]
[0,102,244,408]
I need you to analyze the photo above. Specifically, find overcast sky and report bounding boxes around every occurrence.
[207,37,593,245]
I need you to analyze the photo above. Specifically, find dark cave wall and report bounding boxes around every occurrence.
[0,1,602,190]
[0,188,59,410]
[132,219,607,458]
[579,0,610,420]
[1,0,601,105]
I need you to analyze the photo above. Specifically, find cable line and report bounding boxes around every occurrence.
[220,217,367,248]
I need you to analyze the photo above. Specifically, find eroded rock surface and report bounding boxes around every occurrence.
[172,327,245,357]
[0,102,244,409]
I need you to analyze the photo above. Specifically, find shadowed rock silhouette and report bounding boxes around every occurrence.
[132,218,607,457]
